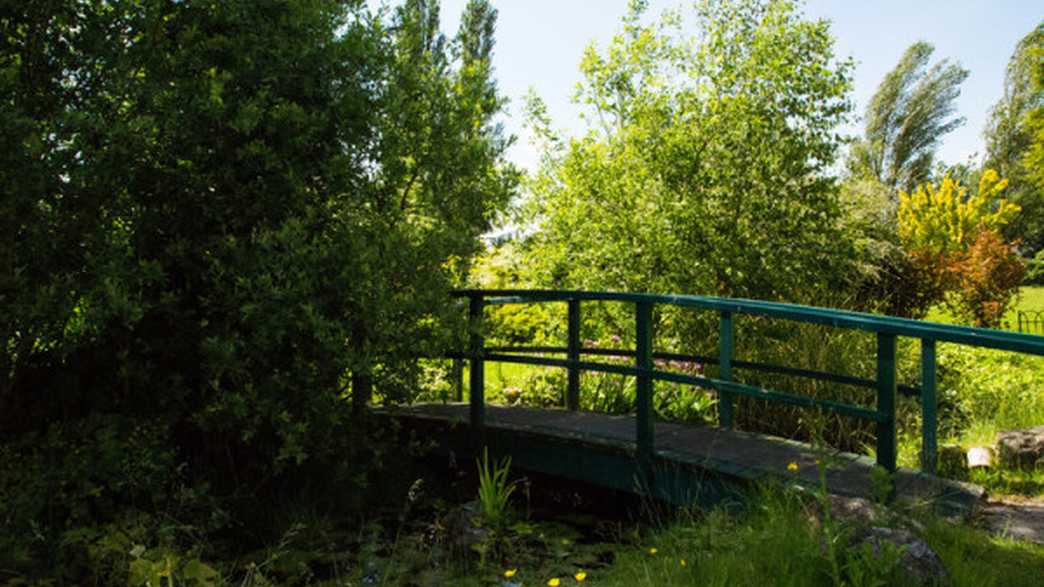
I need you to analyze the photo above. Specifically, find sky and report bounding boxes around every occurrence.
[429,0,1041,173]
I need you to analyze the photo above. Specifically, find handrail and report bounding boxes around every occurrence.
[451,289,1044,490]
[460,289,1044,356]
[482,345,923,397]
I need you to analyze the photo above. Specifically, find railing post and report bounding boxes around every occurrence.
[635,301,654,484]
[920,338,937,474]
[718,310,734,429]
[469,294,485,435]
[876,332,897,475]
[567,299,581,410]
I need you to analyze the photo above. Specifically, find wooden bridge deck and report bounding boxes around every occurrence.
[379,403,984,515]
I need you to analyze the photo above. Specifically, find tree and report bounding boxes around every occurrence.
[521,0,857,319]
[847,42,968,193]
[985,24,1044,180]
[985,23,1044,254]
[1021,28,1044,255]
[0,0,515,483]
[837,176,930,317]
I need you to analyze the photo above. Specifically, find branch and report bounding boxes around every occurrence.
[400,167,421,211]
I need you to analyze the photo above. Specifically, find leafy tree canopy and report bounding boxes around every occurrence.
[1019,26,1044,252]
[0,0,516,477]
[518,0,856,314]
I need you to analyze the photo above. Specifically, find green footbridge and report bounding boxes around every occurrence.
[378,290,1044,514]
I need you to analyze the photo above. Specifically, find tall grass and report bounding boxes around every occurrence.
[585,488,1044,587]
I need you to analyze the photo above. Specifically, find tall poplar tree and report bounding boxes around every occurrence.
[847,42,968,193]
[986,23,1044,254]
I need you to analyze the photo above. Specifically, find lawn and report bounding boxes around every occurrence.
[1018,285,1044,311]
[925,285,1044,332]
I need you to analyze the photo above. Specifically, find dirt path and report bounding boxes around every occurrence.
[977,498,1044,544]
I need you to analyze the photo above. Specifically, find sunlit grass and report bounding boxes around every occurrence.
[925,285,1044,330]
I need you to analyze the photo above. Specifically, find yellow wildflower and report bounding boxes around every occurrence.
[787,462,798,472]
[680,558,687,567]
[548,578,561,587]
[648,547,658,555]
[504,569,517,578]
[575,570,587,582]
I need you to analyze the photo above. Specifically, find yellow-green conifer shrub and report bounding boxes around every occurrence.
[897,169,1020,256]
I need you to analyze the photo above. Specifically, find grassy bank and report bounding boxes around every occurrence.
[590,501,1044,587]
[337,478,1044,587]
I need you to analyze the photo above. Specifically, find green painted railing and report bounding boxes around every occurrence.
[452,289,1044,476]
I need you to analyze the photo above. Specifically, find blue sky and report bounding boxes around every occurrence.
[431,0,1041,172]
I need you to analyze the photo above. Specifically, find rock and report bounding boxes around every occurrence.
[851,526,951,587]
[442,500,490,552]
[979,499,1044,545]
[808,494,931,535]
[966,446,992,469]
[997,426,1044,468]
[807,495,948,584]
[824,495,880,526]
[808,496,949,585]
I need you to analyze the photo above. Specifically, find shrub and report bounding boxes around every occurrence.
[895,171,1024,326]
[942,230,1026,327]
[0,414,224,582]
[935,345,1044,439]
[898,170,1019,256]
[1,0,514,517]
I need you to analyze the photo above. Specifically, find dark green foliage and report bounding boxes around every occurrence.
[0,0,515,579]
[1,0,513,457]
[0,414,220,580]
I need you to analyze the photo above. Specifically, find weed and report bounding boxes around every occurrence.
[477,447,516,529]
